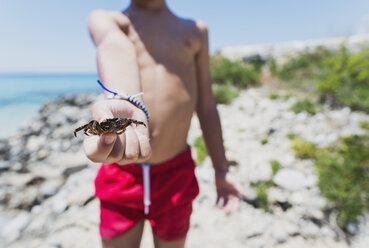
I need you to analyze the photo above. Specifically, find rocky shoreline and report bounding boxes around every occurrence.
[1,87,369,248]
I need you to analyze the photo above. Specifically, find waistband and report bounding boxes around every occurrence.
[108,147,194,174]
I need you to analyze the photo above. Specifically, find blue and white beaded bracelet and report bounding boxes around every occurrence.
[97,80,150,123]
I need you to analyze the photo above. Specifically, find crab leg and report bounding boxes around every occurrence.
[74,124,89,137]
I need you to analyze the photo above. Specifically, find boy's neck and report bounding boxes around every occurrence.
[130,0,167,11]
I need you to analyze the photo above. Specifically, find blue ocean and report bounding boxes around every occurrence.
[0,74,101,139]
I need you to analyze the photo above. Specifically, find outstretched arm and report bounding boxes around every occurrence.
[195,21,246,213]
[83,10,151,165]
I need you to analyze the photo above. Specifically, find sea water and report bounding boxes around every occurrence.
[0,74,101,139]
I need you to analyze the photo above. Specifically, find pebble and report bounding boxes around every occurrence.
[273,168,313,191]
[0,212,31,242]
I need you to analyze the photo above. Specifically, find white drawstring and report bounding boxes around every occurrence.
[141,164,151,215]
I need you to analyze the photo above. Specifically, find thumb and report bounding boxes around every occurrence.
[83,133,117,163]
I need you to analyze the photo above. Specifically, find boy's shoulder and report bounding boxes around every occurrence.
[167,15,208,49]
[171,14,208,36]
[88,9,131,30]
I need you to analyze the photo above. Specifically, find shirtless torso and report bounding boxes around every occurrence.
[100,8,203,164]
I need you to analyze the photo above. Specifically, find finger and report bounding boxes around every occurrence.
[223,196,240,214]
[136,129,151,160]
[123,126,140,161]
[221,196,229,209]
[104,133,126,164]
[216,195,220,206]
[83,134,116,163]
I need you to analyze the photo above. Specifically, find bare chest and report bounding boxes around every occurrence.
[126,23,199,71]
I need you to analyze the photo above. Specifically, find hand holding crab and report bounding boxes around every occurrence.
[82,99,151,165]
[74,118,146,137]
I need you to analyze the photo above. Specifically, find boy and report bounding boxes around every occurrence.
[84,0,245,247]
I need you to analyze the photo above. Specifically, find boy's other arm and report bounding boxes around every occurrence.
[83,10,151,165]
[195,21,246,213]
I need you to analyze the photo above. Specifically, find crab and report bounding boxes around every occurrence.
[74,118,146,137]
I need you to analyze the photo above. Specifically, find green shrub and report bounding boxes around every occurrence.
[269,93,280,100]
[261,138,269,145]
[317,46,369,113]
[315,134,369,226]
[212,83,240,104]
[252,160,283,211]
[275,46,332,82]
[270,160,282,175]
[289,133,369,227]
[359,121,369,131]
[253,181,273,211]
[194,136,208,165]
[290,98,320,114]
[210,53,261,88]
[291,138,318,159]
[286,133,299,140]
[272,45,369,113]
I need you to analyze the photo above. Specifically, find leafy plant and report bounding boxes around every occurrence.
[315,133,369,226]
[272,45,369,113]
[290,129,369,227]
[212,83,239,104]
[359,121,369,131]
[291,137,318,159]
[253,181,273,211]
[290,98,320,114]
[275,46,332,83]
[270,160,282,175]
[269,93,280,100]
[194,136,208,165]
[286,133,299,140]
[317,46,369,112]
[210,53,261,88]
[261,138,269,145]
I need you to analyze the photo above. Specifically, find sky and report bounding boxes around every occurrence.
[1,0,369,73]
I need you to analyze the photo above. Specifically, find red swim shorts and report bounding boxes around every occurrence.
[94,148,199,241]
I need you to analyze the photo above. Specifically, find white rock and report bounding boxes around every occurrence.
[299,220,320,238]
[268,187,289,203]
[271,226,287,243]
[39,179,64,197]
[273,168,314,191]
[26,135,42,152]
[244,220,269,238]
[0,212,30,242]
[51,192,68,214]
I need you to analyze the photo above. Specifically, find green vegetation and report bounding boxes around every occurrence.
[317,46,369,112]
[269,93,280,100]
[291,137,319,159]
[359,121,369,131]
[209,53,262,104]
[269,93,294,101]
[270,160,282,175]
[290,98,321,115]
[260,138,269,145]
[193,136,208,165]
[210,53,261,88]
[271,45,369,113]
[212,83,240,104]
[273,46,331,84]
[290,129,369,227]
[254,181,273,211]
[286,133,299,140]
[253,160,283,211]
